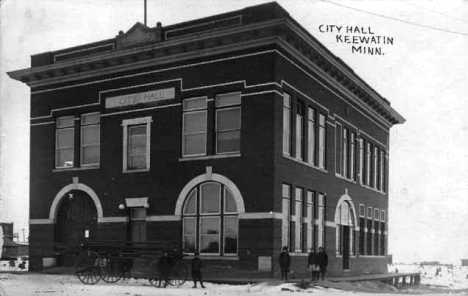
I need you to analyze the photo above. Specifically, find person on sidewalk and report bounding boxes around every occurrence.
[278,246,291,280]
[307,250,319,281]
[316,247,328,281]
[157,251,173,288]
[191,251,205,288]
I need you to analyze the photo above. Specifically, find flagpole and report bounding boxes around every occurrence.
[144,0,147,25]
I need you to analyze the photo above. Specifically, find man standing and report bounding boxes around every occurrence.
[157,251,173,288]
[191,251,205,288]
[278,246,291,280]
[307,250,319,281]
[316,247,328,280]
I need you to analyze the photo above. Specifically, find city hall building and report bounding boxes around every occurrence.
[9,2,404,276]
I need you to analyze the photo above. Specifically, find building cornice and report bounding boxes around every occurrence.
[8,17,404,125]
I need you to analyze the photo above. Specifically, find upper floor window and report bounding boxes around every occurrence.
[80,113,100,166]
[350,132,356,181]
[307,107,316,165]
[283,93,292,155]
[373,146,379,189]
[182,97,207,157]
[343,128,348,178]
[216,92,241,154]
[318,114,326,169]
[295,101,305,161]
[55,116,75,168]
[122,116,152,172]
[366,142,372,186]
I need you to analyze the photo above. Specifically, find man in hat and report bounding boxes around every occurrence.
[278,246,291,280]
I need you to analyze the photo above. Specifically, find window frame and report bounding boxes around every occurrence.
[283,93,292,156]
[122,116,152,172]
[55,115,75,169]
[215,92,241,155]
[182,96,207,157]
[318,114,326,169]
[80,112,100,167]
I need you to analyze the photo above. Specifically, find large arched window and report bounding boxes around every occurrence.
[182,182,238,256]
[336,201,355,255]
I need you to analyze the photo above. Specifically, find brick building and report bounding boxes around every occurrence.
[8,2,404,276]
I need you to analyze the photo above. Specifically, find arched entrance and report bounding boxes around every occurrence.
[55,190,97,266]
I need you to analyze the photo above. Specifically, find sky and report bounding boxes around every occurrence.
[1,0,467,264]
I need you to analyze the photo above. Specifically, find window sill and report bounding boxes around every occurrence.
[282,154,328,173]
[360,183,386,195]
[183,255,239,261]
[358,255,387,258]
[123,168,150,173]
[290,252,309,257]
[53,165,100,172]
[179,153,241,162]
[334,174,358,184]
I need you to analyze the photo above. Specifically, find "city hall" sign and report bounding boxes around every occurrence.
[105,87,175,108]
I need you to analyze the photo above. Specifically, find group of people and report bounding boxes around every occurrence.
[156,250,205,288]
[279,246,328,281]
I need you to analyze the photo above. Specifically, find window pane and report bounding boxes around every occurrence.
[57,129,74,148]
[57,116,74,128]
[224,216,238,254]
[128,155,146,169]
[216,93,241,107]
[282,184,290,198]
[129,125,146,135]
[217,108,240,131]
[131,208,146,220]
[82,125,99,145]
[183,217,197,253]
[224,188,237,213]
[183,97,207,111]
[130,134,146,148]
[81,113,100,125]
[184,189,197,214]
[56,148,74,167]
[216,130,240,153]
[82,146,99,165]
[200,217,220,254]
[183,134,206,155]
[200,183,220,214]
[183,112,206,133]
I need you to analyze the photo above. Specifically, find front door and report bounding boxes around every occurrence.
[55,190,97,265]
[129,208,146,242]
[342,226,350,270]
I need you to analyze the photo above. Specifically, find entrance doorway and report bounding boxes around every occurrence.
[342,226,350,270]
[55,190,97,265]
[336,200,355,271]
[129,208,146,242]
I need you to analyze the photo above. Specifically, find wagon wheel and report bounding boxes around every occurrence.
[171,261,189,286]
[75,250,101,285]
[147,260,161,288]
[100,257,124,283]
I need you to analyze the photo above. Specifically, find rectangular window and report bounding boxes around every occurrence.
[343,127,348,178]
[55,116,75,168]
[380,221,386,255]
[359,139,364,184]
[183,217,197,253]
[295,102,304,161]
[216,92,241,154]
[366,218,372,255]
[182,97,207,156]
[380,150,385,192]
[122,116,152,172]
[282,184,291,248]
[318,114,326,169]
[307,108,316,165]
[374,208,380,255]
[359,217,365,255]
[335,123,342,175]
[318,193,325,249]
[374,147,379,189]
[366,142,372,186]
[283,93,291,155]
[80,113,100,166]
[294,187,303,252]
[306,191,314,252]
[350,133,356,180]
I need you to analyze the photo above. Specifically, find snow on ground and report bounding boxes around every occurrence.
[0,264,467,296]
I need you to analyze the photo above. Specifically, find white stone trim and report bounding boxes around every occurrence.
[325,221,336,227]
[334,192,358,228]
[179,153,241,162]
[98,217,128,223]
[146,215,181,221]
[29,219,54,225]
[239,212,283,220]
[53,43,115,62]
[49,181,103,222]
[175,170,245,216]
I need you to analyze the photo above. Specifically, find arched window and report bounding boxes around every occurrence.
[336,201,355,255]
[182,182,238,255]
